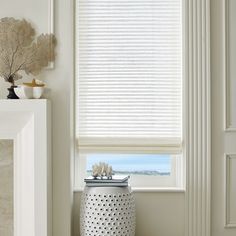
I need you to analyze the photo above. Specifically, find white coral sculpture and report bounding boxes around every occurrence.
[92,162,113,179]
[106,166,113,179]
[91,163,101,178]
[0,17,56,86]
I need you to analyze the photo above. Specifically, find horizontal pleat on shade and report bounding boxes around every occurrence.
[76,0,182,151]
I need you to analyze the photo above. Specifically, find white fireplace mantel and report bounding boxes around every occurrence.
[0,99,51,236]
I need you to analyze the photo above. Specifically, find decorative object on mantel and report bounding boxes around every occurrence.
[14,79,50,99]
[23,78,45,87]
[0,17,56,99]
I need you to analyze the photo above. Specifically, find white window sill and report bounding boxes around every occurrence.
[73,187,185,193]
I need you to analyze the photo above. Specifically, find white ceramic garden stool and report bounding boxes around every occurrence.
[80,186,135,236]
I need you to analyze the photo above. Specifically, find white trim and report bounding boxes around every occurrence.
[78,146,182,154]
[182,0,187,197]
[74,152,87,190]
[48,0,54,34]
[74,187,185,193]
[71,0,76,206]
[0,100,52,236]
[77,139,182,157]
[47,0,55,69]
[223,0,236,131]
[225,154,236,228]
[77,137,182,153]
[78,137,182,146]
[74,152,183,191]
[0,131,17,139]
[185,0,211,236]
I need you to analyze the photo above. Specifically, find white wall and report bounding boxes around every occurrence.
[0,0,73,236]
[73,192,184,236]
[211,0,236,235]
[0,0,185,236]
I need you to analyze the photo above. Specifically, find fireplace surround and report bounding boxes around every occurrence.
[0,99,51,236]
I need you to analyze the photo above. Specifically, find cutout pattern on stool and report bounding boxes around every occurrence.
[80,192,135,236]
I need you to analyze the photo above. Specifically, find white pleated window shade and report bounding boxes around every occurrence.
[76,0,182,153]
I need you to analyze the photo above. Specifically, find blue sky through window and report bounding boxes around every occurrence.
[87,154,171,174]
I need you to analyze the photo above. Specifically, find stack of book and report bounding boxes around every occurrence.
[84,175,130,187]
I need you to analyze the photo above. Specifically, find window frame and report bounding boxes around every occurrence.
[74,151,184,191]
[74,0,186,191]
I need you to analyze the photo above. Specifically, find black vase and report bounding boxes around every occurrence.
[7,86,19,99]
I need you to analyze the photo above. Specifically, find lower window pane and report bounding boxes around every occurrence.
[86,153,171,176]
[74,152,183,189]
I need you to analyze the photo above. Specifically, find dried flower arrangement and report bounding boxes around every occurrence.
[0,17,56,98]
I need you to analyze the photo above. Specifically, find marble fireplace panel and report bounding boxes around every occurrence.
[0,140,13,236]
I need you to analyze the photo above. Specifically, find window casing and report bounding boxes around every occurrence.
[75,0,184,190]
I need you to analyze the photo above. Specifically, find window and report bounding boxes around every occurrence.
[75,0,183,189]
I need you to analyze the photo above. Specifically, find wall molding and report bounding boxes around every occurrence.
[224,0,236,131]
[48,0,55,69]
[225,154,236,228]
[48,0,55,35]
[185,0,211,236]
[0,100,52,236]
